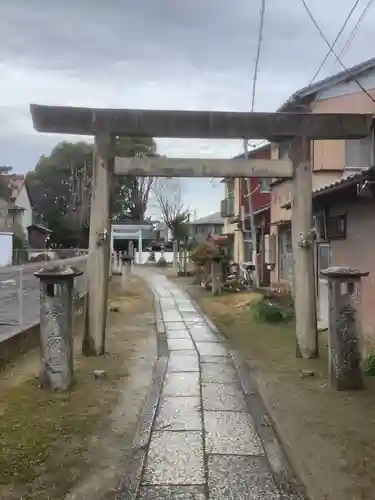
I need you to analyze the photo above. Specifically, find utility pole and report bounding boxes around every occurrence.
[290,136,318,358]
[243,140,260,288]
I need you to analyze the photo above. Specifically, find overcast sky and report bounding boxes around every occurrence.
[1,0,375,218]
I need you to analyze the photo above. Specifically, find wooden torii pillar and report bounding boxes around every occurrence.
[29,104,373,358]
[83,132,114,355]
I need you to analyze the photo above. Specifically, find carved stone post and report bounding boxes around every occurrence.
[35,265,83,391]
[118,251,123,274]
[183,236,188,276]
[173,240,178,271]
[115,252,121,275]
[128,240,134,258]
[178,241,183,272]
[111,250,119,277]
[121,254,134,291]
[211,257,222,296]
[321,266,368,391]
[158,244,167,266]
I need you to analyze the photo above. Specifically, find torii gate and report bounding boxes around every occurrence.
[29,104,373,359]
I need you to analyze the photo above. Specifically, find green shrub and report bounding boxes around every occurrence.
[250,297,294,323]
[363,352,375,375]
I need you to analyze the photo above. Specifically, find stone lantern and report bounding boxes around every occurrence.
[320,266,369,390]
[34,264,83,391]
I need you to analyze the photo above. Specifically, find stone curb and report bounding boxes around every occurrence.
[188,296,307,500]
[113,291,168,500]
[230,351,307,500]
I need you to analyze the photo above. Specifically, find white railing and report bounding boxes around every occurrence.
[0,255,88,339]
[0,248,175,341]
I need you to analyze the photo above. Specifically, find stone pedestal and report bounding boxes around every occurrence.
[121,254,134,290]
[321,266,368,391]
[35,265,83,391]
[211,258,222,296]
[158,245,167,266]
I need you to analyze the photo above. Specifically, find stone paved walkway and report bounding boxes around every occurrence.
[131,272,300,499]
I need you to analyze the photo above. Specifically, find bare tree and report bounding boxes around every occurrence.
[153,178,190,240]
[130,176,154,221]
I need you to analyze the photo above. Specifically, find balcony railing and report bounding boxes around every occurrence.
[220,197,235,218]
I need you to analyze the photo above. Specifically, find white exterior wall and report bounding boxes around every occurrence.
[15,183,32,233]
[316,68,375,101]
[0,233,13,266]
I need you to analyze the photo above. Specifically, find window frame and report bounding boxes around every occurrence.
[325,213,347,240]
[259,178,271,193]
[345,133,374,170]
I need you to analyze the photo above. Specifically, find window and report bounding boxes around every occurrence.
[226,179,235,198]
[243,231,253,262]
[326,214,346,240]
[279,229,293,282]
[278,142,290,159]
[259,178,271,192]
[345,135,373,169]
[318,243,331,272]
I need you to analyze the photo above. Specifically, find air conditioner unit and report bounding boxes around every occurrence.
[264,234,276,265]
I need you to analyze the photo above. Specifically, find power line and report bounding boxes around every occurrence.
[250,0,266,113]
[244,0,266,153]
[249,0,373,152]
[299,0,375,106]
[309,0,361,85]
[335,0,375,63]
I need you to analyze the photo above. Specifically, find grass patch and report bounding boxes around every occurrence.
[363,351,375,376]
[0,371,105,486]
[0,357,125,499]
[0,276,156,500]
[186,283,375,500]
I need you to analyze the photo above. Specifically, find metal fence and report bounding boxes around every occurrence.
[0,247,175,342]
[12,248,89,265]
[0,255,88,340]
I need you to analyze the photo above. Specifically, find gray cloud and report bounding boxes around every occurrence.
[1,0,375,216]
[2,0,374,77]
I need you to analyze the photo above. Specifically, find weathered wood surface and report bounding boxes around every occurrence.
[30,104,373,139]
[290,136,318,359]
[114,157,293,178]
[83,132,114,356]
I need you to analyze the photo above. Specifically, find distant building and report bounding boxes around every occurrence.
[154,220,169,242]
[190,212,224,243]
[12,179,33,239]
[5,174,53,248]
